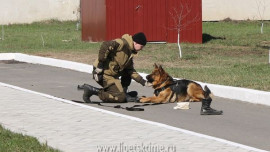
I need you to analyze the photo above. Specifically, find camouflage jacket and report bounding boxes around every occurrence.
[93,34,145,86]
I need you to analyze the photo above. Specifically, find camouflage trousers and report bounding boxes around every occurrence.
[95,72,131,103]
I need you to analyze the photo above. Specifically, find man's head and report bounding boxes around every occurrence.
[132,32,147,51]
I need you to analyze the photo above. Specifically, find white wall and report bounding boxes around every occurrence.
[0,0,269,24]
[0,0,80,25]
[203,0,270,21]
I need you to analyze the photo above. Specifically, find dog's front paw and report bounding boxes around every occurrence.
[139,97,149,103]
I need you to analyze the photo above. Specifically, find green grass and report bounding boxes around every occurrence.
[0,20,100,53]
[0,20,269,91]
[0,125,61,152]
[202,21,270,46]
[138,21,270,91]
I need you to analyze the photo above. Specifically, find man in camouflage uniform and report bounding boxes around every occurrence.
[78,32,152,103]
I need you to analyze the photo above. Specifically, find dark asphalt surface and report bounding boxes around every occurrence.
[0,61,270,151]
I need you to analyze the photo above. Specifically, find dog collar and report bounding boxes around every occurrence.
[154,77,174,96]
[154,79,187,96]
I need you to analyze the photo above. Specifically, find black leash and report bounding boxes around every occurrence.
[90,101,163,111]
[100,103,145,111]
[72,99,164,111]
[87,101,145,111]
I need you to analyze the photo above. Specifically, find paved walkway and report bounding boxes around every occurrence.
[0,83,266,152]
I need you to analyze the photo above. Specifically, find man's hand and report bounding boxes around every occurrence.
[95,67,103,74]
[138,78,152,87]
[93,62,103,82]
[93,73,103,82]
[95,62,103,74]
[144,81,153,87]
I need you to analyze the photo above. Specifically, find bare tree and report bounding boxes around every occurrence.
[41,34,45,47]
[256,0,266,34]
[76,4,81,31]
[169,3,200,58]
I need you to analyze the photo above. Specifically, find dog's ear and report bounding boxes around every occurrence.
[159,65,165,74]
[154,63,158,69]
[159,65,164,71]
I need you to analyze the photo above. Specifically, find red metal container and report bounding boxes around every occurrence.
[81,0,202,43]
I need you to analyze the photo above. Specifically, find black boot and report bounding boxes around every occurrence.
[123,87,138,97]
[126,94,140,102]
[200,99,223,115]
[123,87,139,102]
[77,84,100,103]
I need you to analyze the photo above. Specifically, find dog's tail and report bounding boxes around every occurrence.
[204,85,213,99]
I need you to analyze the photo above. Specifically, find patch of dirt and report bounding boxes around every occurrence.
[259,41,270,48]
[33,52,154,69]
[196,45,267,57]
[34,52,98,65]
[133,54,154,69]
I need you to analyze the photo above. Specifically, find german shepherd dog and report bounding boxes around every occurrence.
[140,64,212,104]
[140,64,223,115]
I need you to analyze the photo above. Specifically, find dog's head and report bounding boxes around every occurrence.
[146,63,172,88]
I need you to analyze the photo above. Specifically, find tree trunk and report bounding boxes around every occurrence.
[177,31,182,58]
[261,22,264,34]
